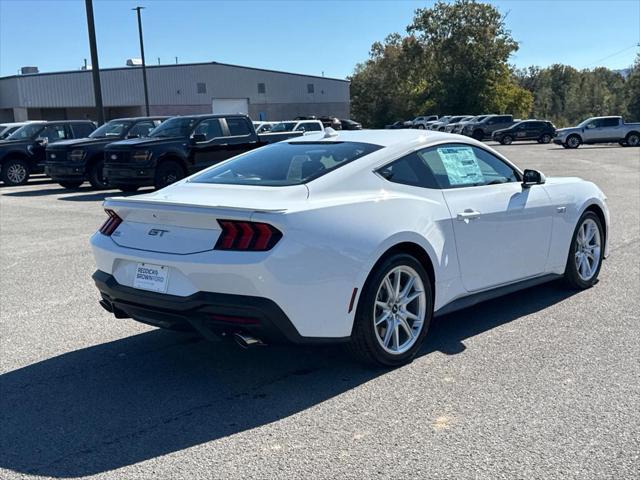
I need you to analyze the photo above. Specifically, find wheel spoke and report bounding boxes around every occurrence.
[392,322,400,350]
[393,271,402,299]
[383,322,394,347]
[397,316,414,340]
[376,300,389,311]
[401,290,423,305]
[399,276,416,302]
[375,311,391,326]
[383,277,394,299]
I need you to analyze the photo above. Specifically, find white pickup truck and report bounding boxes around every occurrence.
[554,116,640,148]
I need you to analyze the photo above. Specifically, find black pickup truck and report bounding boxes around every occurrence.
[45,117,166,189]
[103,114,303,192]
[0,120,96,186]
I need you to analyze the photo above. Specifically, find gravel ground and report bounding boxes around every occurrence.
[0,141,638,479]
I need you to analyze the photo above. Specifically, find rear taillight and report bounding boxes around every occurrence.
[215,220,282,251]
[99,209,122,236]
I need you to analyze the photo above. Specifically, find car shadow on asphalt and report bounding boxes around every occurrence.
[0,281,576,477]
[2,188,150,200]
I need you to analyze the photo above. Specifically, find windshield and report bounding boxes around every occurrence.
[90,121,131,138]
[149,117,198,138]
[191,141,382,186]
[270,122,297,133]
[7,123,45,140]
[0,126,20,139]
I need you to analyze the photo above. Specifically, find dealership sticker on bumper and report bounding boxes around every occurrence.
[133,263,169,293]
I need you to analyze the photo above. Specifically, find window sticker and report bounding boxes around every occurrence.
[436,146,484,186]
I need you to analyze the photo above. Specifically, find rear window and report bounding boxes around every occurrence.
[191,141,382,186]
[226,117,252,136]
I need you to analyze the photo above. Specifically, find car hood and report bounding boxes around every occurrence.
[0,139,31,148]
[556,127,578,135]
[105,136,184,150]
[47,137,119,149]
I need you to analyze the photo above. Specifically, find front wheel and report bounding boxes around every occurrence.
[154,160,186,190]
[348,253,433,367]
[564,212,604,289]
[472,129,484,141]
[565,135,581,149]
[1,158,30,186]
[88,159,107,189]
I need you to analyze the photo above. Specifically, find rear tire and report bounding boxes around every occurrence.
[1,158,29,186]
[625,132,640,147]
[59,181,83,189]
[154,160,186,190]
[88,159,107,189]
[500,135,513,145]
[348,253,433,367]
[564,211,604,290]
[540,133,552,144]
[565,134,581,149]
[416,124,425,130]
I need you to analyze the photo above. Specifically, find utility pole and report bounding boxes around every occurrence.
[133,6,150,116]
[84,0,105,124]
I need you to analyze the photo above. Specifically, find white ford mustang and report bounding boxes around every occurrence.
[91,129,609,366]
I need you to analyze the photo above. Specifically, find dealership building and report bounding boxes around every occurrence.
[0,61,350,122]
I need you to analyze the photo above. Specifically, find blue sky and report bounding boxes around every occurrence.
[0,0,638,79]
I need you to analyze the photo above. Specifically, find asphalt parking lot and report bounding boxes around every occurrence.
[0,141,638,479]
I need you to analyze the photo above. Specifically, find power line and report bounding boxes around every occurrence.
[583,44,638,68]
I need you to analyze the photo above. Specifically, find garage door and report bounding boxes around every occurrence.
[212,98,249,115]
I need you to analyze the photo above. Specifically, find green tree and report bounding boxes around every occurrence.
[350,0,532,126]
[626,54,640,122]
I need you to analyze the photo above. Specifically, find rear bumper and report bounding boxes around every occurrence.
[93,270,347,344]
[104,165,155,186]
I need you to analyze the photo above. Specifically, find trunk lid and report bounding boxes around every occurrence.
[104,183,307,254]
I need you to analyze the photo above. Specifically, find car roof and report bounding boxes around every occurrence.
[110,116,168,122]
[286,128,470,148]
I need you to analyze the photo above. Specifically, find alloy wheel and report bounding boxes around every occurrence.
[574,218,601,282]
[373,265,426,355]
[6,163,27,184]
[627,134,639,146]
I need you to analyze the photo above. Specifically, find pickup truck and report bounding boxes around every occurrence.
[103,114,303,192]
[461,114,516,140]
[553,116,640,148]
[0,120,96,186]
[45,117,166,189]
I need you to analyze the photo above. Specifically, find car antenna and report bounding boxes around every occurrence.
[323,127,338,138]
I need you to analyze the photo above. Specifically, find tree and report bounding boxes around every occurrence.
[626,54,640,122]
[350,0,532,126]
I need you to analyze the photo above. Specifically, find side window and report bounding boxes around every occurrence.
[128,121,156,138]
[297,122,322,132]
[601,118,619,127]
[376,152,439,189]
[193,119,223,141]
[39,125,69,143]
[226,118,251,136]
[419,144,518,188]
[71,123,95,138]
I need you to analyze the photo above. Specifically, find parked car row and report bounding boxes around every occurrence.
[0,114,310,189]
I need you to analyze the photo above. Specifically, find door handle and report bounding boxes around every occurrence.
[456,209,481,222]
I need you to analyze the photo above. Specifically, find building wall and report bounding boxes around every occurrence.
[0,62,350,122]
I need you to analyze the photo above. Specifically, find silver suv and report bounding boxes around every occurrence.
[554,116,640,148]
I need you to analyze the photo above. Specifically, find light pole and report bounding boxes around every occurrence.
[84,0,105,124]
[133,6,150,116]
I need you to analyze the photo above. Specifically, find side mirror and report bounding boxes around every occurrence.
[191,133,207,143]
[522,169,546,188]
